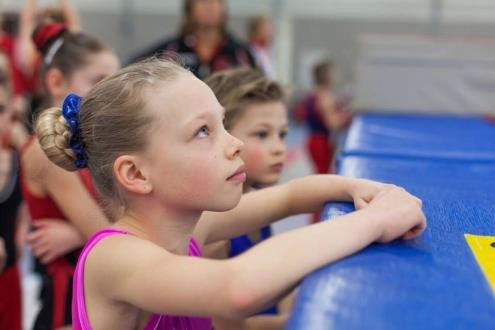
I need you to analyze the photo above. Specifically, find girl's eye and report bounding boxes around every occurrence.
[280,130,288,140]
[254,131,269,139]
[196,125,210,138]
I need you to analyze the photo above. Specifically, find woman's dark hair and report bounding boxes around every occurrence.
[32,23,109,79]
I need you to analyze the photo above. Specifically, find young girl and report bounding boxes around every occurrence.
[20,23,119,329]
[36,58,426,330]
[299,60,353,223]
[204,68,291,328]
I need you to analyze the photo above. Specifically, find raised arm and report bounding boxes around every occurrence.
[196,175,388,245]
[59,0,82,31]
[17,0,38,76]
[93,186,425,320]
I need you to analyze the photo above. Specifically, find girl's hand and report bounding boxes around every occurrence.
[349,179,391,209]
[27,220,85,264]
[364,185,426,242]
[0,237,6,273]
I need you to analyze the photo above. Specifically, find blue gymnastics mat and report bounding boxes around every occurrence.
[287,155,495,330]
[343,113,495,161]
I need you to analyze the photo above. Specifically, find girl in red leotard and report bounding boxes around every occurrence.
[20,23,119,330]
[301,60,352,222]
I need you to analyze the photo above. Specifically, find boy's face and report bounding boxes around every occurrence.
[229,101,288,189]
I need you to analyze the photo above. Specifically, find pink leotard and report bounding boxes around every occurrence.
[72,228,212,329]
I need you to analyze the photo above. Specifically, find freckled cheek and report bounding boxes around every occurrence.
[241,145,267,175]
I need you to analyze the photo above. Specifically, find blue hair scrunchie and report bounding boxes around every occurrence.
[62,93,87,169]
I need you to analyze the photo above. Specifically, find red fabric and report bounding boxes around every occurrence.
[307,134,335,224]
[307,133,334,174]
[32,23,66,53]
[292,99,307,123]
[0,35,30,96]
[483,115,495,124]
[0,118,13,148]
[0,263,22,330]
[48,259,74,328]
[20,136,99,221]
[0,35,40,96]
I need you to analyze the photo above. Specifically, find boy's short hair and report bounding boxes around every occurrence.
[205,67,285,130]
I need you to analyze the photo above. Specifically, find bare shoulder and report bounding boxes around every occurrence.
[83,233,166,328]
[84,233,170,298]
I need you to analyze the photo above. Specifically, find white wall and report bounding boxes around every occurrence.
[6,0,495,22]
[5,0,495,88]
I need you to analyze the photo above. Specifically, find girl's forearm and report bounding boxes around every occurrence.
[285,175,356,215]
[229,208,381,315]
[200,175,358,244]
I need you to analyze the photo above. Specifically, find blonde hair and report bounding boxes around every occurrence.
[204,67,285,130]
[35,58,190,210]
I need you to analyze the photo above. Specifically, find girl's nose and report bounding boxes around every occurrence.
[225,132,244,159]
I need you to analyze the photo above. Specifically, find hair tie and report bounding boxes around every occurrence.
[62,93,87,169]
[44,37,64,65]
[32,23,67,54]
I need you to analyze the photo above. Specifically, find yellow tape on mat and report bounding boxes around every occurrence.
[465,234,495,294]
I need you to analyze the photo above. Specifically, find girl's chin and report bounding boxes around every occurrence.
[208,192,243,212]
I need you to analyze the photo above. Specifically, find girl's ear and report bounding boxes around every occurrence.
[113,155,153,195]
[45,68,68,100]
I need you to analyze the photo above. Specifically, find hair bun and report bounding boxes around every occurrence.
[32,23,67,55]
[36,107,79,172]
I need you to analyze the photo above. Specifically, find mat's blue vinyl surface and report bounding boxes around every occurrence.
[287,156,495,330]
[338,155,495,201]
[344,114,495,161]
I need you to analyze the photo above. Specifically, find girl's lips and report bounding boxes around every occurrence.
[270,162,284,172]
[227,165,247,182]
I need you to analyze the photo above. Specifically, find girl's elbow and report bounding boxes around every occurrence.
[226,288,257,319]
[223,263,262,318]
